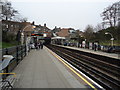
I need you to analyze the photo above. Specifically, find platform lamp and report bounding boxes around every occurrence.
[105,32,114,46]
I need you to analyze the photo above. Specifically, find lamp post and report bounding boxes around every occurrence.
[105,32,114,46]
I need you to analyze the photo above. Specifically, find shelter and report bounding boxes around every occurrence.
[51,36,66,45]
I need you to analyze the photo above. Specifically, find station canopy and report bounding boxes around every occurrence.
[51,36,65,39]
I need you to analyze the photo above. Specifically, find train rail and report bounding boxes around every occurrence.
[46,44,120,89]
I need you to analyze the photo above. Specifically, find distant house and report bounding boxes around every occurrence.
[57,28,69,37]
[56,28,76,39]
[33,23,52,38]
[2,20,22,34]
[52,26,61,33]
[51,27,84,44]
[51,28,75,45]
[2,20,37,44]
[2,20,34,34]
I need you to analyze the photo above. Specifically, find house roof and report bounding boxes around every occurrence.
[23,25,35,32]
[57,28,69,37]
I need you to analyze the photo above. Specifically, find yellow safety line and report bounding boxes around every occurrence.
[0,73,16,77]
[47,48,97,90]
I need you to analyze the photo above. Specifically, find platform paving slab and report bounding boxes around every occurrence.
[13,47,87,88]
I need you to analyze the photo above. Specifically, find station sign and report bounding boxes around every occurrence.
[31,33,43,36]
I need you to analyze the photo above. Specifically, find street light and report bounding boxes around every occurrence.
[105,32,114,46]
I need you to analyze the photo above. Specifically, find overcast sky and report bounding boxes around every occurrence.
[10,0,119,30]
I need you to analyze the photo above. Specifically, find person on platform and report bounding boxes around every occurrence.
[94,43,97,51]
[35,42,38,49]
[38,42,41,49]
[40,41,43,49]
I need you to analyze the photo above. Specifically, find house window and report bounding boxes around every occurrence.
[11,25,13,27]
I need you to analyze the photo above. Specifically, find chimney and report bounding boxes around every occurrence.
[44,23,46,27]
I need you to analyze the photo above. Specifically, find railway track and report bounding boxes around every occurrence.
[46,44,120,90]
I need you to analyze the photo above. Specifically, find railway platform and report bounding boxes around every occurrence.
[11,46,99,88]
[57,45,119,60]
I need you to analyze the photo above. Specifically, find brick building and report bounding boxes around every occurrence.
[2,20,33,34]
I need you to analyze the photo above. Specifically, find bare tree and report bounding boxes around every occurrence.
[101,1,120,27]
[12,15,28,22]
[0,1,18,20]
[94,23,103,32]
[84,25,94,42]
[0,0,28,22]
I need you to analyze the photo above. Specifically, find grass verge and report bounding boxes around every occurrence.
[2,42,18,49]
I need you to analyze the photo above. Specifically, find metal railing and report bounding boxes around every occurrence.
[1,44,27,74]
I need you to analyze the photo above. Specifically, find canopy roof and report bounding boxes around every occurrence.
[51,36,65,39]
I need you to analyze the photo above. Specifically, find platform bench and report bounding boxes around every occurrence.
[0,74,16,90]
